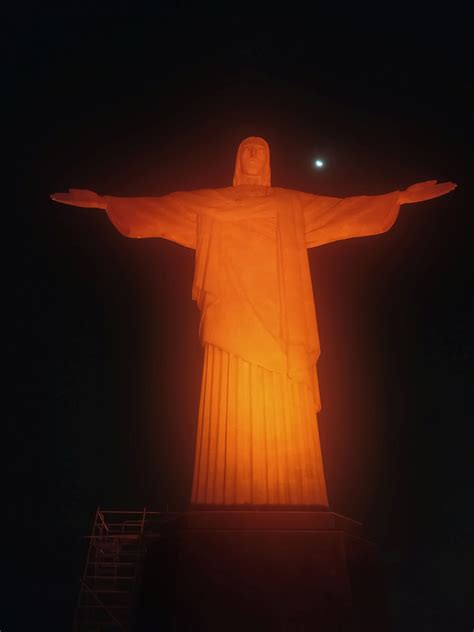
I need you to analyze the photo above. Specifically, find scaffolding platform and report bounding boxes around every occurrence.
[73,508,179,632]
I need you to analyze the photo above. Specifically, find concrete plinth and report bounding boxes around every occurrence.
[135,511,390,631]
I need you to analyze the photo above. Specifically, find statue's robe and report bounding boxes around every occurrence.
[105,186,400,506]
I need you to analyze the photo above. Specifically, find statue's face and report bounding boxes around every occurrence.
[240,142,267,176]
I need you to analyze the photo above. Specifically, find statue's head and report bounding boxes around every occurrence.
[233,136,271,187]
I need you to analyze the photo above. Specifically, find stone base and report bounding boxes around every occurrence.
[135,511,390,631]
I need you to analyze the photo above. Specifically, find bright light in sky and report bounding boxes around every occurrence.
[314,159,324,168]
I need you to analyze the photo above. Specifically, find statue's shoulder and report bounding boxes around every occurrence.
[274,187,319,197]
[212,186,235,197]
[166,187,230,204]
[275,187,339,205]
[191,187,241,201]
[272,187,312,205]
[172,187,221,197]
[273,186,300,196]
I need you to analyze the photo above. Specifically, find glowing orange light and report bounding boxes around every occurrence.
[51,140,456,507]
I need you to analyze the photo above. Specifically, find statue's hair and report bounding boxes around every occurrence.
[233,136,271,187]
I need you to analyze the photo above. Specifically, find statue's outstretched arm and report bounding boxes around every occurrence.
[303,180,457,249]
[50,189,106,209]
[399,180,457,204]
[51,188,199,250]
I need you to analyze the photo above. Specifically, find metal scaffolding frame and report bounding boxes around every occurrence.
[73,508,179,632]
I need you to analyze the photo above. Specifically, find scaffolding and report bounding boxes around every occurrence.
[73,508,179,632]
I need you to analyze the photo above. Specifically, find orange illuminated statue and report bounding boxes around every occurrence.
[51,137,456,508]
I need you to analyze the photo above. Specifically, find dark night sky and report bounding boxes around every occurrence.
[7,3,473,630]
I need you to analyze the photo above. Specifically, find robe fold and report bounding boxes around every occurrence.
[105,186,400,506]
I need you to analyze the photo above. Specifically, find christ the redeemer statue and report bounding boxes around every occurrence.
[52,137,455,508]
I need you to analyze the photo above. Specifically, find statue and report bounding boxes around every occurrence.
[51,136,456,508]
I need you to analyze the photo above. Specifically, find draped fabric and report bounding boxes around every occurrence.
[105,186,400,506]
[191,186,322,410]
[191,344,328,506]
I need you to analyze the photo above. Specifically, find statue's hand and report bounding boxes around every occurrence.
[399,180,457,205]
[50,188,106,209]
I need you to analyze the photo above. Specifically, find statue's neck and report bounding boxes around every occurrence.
[232,183,271,199]
[238,174,265,185]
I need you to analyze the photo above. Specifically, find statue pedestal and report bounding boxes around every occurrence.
[137,511,390,631]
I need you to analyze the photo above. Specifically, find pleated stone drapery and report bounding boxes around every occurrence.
[191,344,328,506]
